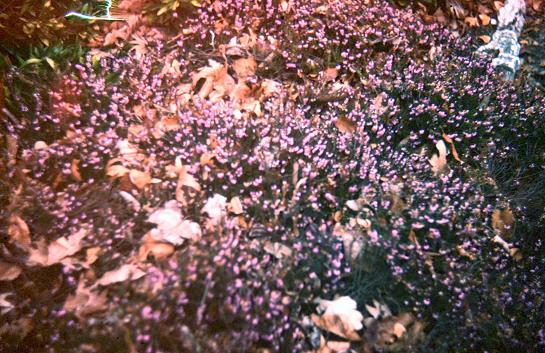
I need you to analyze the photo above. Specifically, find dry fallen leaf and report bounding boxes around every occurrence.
[493,1,504,11]
[64,279,108,317]
[464,16,479,27]
[0,262,22,281]
[71,159,83,182]
[317,335,351,353]
[95,264,146,286]
[492,208,514,239]
[393,322,406,338]
[322,67,338,82]
[335,116,356,134]
[28,228,88,267]
[85,247,101,266]
[138,233,175,262]
[177,165,201,191]
[8,214,31,251]
[202,194,228,226]
[313,296,363,341]
[129,169,152,190]
[232,57,257,79]
[363,313,420,351]
[228,196,244,215]
[479,35,491,43]
[192,60,236,101]
[106,163,130,178]
[478,14,491,25]
[429,140,448,175]
[263,241,293,259]
[442,133,462,162]
[147,200,202,245]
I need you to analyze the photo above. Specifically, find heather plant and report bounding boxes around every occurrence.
[1,0,545,352]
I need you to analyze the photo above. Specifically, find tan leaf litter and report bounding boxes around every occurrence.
[28,228,88,267]
[429,140,448,175]
[64,279,108,317]
[312,296,363,341]
[95,264,146,286]
[147,200,202,245]
[202,194,228,226]
[8,214,31,251]
[0,262,22,281]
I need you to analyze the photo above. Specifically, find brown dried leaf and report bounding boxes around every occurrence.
[478,14,491,25]
[138,234,175,262]
[322,67,338,82]
[96,264,146,286]
[228,196,244,215]
[71,159,82,182]
[312,313,361,341]
[479,35,491,43]
[177,166,201,192]
[393,322,406,338]
[442,133,462,162]
[106,163,130,178]
[429,140,448,175]
[28,228,88,266]
[232,57,257,79]
[0,262,22,281]
[129,169,152,190]
[493,1,504,11]
[335,116,356,134]
[464,16,479,27]
[314,296,363,341]
[492,208,514,239]
[64,280,108,317]
[85,247,101,266]
[8,214,31,250]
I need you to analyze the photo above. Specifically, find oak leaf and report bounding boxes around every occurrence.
[28,228,88,266]
[96,264,146,286]
[313,296,363,341]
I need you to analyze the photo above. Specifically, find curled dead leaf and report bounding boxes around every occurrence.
[0,262,22,281]
[442,133,462,162]
[232,57,257,79]
[64,279,108,317]
[492,208,514,239]
[28,228,88,267]
[228,196,244,215]
[478,14,491,25]
[335,116,356,134]
[464,16,479,27]
[8,214,31,251]
[129,169,152,190]
[106,163,130,178]
[177,166,201,191]
[148,201,202,245]
[313,296,363,341]
[429,140,448,175]
[138,233,175,262]
[71,159,82,182]
[263,241,293,259]
[96,264,146,286]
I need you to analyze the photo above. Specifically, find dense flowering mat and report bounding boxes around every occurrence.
[1,0,544,352]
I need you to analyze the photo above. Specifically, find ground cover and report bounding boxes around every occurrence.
[1,1,544,352]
